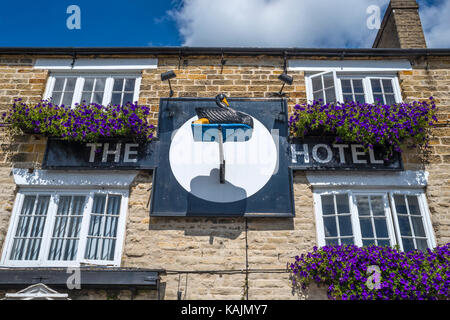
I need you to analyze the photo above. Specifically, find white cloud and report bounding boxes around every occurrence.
[168,0,389,47]
[419,0,450,48]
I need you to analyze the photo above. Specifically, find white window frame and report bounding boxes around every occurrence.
[43,72,142,107]
[313,188,436,251]
[305,71,402,104]
[0,188,129,268]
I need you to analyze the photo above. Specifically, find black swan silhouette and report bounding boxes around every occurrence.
[192,94,253,128]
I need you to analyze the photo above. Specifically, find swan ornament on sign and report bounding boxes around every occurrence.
[191,94,254,184]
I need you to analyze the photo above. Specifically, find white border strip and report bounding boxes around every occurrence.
[288,59,412,72]
[13,168,138,189]
[306,170,428,189]
[34,58,158,71]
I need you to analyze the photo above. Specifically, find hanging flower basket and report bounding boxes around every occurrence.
[289,98,438,157]
[1,99,155,143]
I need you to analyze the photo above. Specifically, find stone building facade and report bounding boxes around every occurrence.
[0,0,448,300]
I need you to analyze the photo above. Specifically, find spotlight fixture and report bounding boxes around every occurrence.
[275,73,293,97]
[161,70,176,97]
[269,73,294,97]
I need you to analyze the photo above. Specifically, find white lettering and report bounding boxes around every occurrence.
[291,144,309,164]
[312,144,333,163]
[124,143,139,163]
[351,144,367,164]
[102,143,121,163]
[369,148,384,164]
[86,143,102,163]
[332,144,348,164]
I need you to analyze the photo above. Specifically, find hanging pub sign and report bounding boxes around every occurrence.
[150,97,294,217]
[289,137,403,171]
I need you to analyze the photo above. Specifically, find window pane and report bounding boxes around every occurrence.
[62,92,74,106]
[323,73,334,88]
[341,238,354,245]
[394,195,407,214]
[374,218,388,238]
[363,239,375,246]
[111,93,122,105]
[124,78,136,91]
[65,78,77,91]
[385,94,396,105]
[356,196,370,216]
[378,239,390,247]
[313,90,324,101]
[92,195,106,214]
[325,88,336,103]
[398,216,412,236]
[107,195,121,215]
[323,217,337,237]
[371,196,384,216]
[325,238,338,246]
[353,80,364,93]
[83,78,94,91]
[343,94,353,102]
[321,195,335,215]
[411,216,426,237]
[123,93,134,104]
[51,92,62,104]
[402,238,415,252]
[407,196,421,215]
[416,239,428,251]
[382,79,394,93]
[354,94,366,104]
[359,218,373,237]
[10,195,50,261]
[373,94,384,103]
[54,78,65,91]
[371,79,382,93]
[336,194,349,214]
[113,78,124,91]
[81,92,91,103]
[94,78,106,92]
[341,80,352,93]
[92,92,104,104]
[338,215,353,236]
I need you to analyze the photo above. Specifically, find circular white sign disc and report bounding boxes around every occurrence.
[169,116,278,203]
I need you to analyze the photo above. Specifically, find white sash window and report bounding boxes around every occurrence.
[44,73,141,107]
[1,170,136,267]
[306,72,402,104]
[309,171,436,252]
[314,190,435,251]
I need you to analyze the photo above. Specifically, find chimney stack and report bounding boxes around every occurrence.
[373,0,427,48]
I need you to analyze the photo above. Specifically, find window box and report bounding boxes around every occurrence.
[289,98,437,156]
[1,99,155,143]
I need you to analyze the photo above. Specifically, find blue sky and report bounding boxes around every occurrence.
[0,1,180,46]
[0,0,448,48]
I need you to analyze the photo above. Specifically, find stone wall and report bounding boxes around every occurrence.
[398,56,450,245]
[0,54,448,299]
